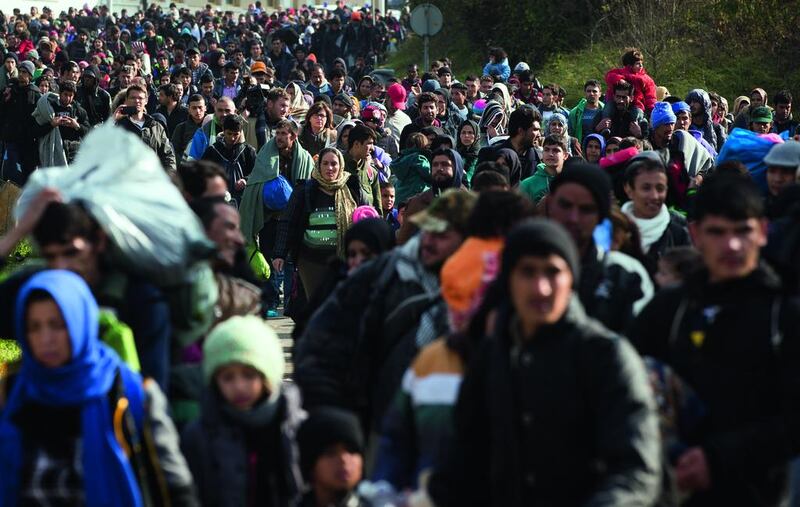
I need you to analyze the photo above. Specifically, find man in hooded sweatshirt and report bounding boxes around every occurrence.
[76,66,111,126]
[397,148,466,244]
[686,88,726,153]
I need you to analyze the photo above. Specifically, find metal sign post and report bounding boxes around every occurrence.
[410,4,443,71]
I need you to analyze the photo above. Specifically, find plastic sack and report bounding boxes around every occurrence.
[262,174,293,211]
[716,128,783,194]
[247,243,270,281]
[15,123,215,287]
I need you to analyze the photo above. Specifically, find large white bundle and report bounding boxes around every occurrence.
[16,123,215,286]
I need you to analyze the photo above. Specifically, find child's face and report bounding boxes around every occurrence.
[215,363,267,411]
[655,259,680,289]
[380,187,395,211]
[312,443,363,494]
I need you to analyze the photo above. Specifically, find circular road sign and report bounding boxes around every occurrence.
[410,3,443,37]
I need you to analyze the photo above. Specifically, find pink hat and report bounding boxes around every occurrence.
[352,205,380,223]
[386,83,406,110]
[78,60,89,69]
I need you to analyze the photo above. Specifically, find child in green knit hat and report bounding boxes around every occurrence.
[181,316,307,505]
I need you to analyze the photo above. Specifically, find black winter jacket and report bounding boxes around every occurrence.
[578,242,654,334]
[629,265,800,506]
[294,236,446,432]
[181,383,305,507]
[201,139,256,205]
[642,211,692,277]
[428,299,661,507]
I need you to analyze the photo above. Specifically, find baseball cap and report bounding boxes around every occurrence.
[751,106,773,124]
[410,189,477,235]
[386,83,406,110]
[251,61,267,74]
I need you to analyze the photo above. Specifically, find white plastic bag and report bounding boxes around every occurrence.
[16,123,215,286]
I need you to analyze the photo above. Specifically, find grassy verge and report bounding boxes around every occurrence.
[380,32,483,79]
[0,239,32,377]
[531,43,800,110]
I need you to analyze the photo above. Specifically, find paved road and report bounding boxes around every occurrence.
[269,315,295,378]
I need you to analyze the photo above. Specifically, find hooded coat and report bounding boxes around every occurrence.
[396,149,466,244]
[685,89,726,152]
[457,119,481,185]
[433,88,463,139]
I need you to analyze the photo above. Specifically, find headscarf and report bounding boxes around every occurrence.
[733,96,750,115]
[287,81,309,122]
[478,100,506,137]
[582,133,606,158]
[336,119,358,151]
[457,119,481,159]
[312,148,358,257]
[546,112,569,136]
[344,217,395,255]
[0,270,142,507]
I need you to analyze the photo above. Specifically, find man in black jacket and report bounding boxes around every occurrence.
[546,163,654,333]
[629,173,800,506]
[200,114,255,206]
[427,219,660,506]
[76,67,111,126]
[294,191,475,436]
[155,83,189,138]
[30,80,91,164]
[0,60,40,184]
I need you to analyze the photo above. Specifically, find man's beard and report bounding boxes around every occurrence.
[432,174,454,192]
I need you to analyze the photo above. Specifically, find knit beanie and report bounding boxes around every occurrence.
[344,217,395,255]
[671,101,691,115]
[18,61,35,77]
[501,218,580,285]
[297,407,364,480]
[202,316,285,400]
[651,101,677,129]
[550,162,613,219]
[422,79,440,93]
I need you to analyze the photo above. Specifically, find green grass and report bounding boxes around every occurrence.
[384,36,800,112]
[380,32,483,79]
[0,239,33,377]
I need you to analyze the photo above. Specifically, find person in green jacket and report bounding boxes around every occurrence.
[391,132,432,206]
[519,135,569,205]
[568,79,604,143]
[343,124,383,209]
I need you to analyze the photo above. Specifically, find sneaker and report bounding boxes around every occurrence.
[266,309,280,319]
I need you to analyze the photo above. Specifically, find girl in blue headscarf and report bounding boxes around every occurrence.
[0,270,197,506]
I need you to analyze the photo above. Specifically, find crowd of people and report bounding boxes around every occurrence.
[1,1,800,506]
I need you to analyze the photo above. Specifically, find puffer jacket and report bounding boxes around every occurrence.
[578,242,653,334]
[428,298,661,507]
[294,235,447,432]
[605,65,657,113]
[685,89,726,153]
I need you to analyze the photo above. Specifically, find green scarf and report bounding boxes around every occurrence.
[239,138,315,244]
[311,150,357,258]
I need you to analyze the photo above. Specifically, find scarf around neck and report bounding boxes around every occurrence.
[1,270,141,507]
[622,201,670,253]
[311,154,357,258]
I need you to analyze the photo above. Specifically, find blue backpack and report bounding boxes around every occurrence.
[262,175,294,211]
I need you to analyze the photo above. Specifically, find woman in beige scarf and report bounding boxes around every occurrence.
[286,82,309,123]
[272,147,368,299]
